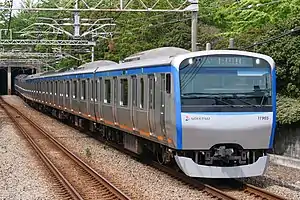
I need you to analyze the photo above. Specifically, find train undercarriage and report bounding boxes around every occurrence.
[21,95,269,178]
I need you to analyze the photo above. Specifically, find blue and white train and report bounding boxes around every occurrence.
[15,47,276,178]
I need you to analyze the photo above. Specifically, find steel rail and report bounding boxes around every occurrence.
[0,98,83,200]
[0,97,130,200]
[243,183,288,200]
[12,95,288,200]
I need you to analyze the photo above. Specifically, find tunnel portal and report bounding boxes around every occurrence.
[0,67,34,95]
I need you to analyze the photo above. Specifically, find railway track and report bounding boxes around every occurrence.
[90,129,288,200]
[0,97,130,200]
[152,162,288,200]
[52,114,288,200]
[205,178,288,200]
[6,97,288,200]
[242,182,288,199]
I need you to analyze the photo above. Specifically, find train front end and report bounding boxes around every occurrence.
[172,50,276,178]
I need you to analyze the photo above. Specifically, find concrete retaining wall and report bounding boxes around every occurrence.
[273,126,300,159]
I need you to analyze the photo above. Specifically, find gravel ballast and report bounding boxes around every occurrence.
[3,95,300,200]
[3,95,212,200]
[0,102,59,200]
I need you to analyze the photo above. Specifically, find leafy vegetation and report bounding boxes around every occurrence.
[277,95,300,125]
[1,0,300,125]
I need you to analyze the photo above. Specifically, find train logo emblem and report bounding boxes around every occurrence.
[185,115,190,121]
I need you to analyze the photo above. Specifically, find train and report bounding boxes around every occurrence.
[14,47,276,178]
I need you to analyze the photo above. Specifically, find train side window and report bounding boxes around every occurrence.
[81,80,86,100]
[132,76,137,107]
[87,78,90,100]
[140,78,144,109]
[73,80,77,99]
[43,82,45,93]
[104,79,111,103]
[55,81,58,95]
[96,78,101,102]
[120,78,128,106]
[40,82,42,93]
[91,79,94,101]
[66,81,70,97]
[38,82,41,93]
[166,73,171,94]
[46,82,49,94]
[148,74,155,109]
[50,82,53,95]
[60,81,63,96]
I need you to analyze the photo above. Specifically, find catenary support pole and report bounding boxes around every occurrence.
[7,66,11,95]
[229,38,234,49]
[74,0,80,38]
[206,43,211,50]
[191,10,198,52]
[91,46,94,62]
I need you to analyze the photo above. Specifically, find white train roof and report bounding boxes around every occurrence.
[171,50,275,69]
[24,48,275,80]
[123,47,190,62]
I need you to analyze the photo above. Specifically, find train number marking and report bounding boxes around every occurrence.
[257,116,269,120]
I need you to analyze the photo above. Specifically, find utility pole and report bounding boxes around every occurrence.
[229,38,234,49]
[74,0,80,38]
[91,37,95,62]
[206,43,211,50]
[191,11,198,51]
[187,0,199,52]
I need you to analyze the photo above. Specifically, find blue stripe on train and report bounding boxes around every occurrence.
[269,67,277,148]
[25,65,184,150]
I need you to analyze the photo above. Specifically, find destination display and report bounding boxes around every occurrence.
[200,55,266,68]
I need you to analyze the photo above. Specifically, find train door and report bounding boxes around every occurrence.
[89,78,95,117]
[54,81,58,106]
[65,80,70,109]
[86,78,90,115]
[59,80,63,107]
[72,79,79,112]
[41,81,44,102]
[45,82,48,104]
[148,74,156,134]
[112,77,118,124]
[96,78,102,120]
[57,81,60,106]
[58,81,61,106]
[160,74,167,137]
[96,78,104,118]
[79,79,88,114]
[131,75,137,130]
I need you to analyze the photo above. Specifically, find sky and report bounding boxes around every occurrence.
[0,0,38,9]
[13,0,21,8]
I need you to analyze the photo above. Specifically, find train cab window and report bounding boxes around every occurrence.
[140,78,144,109]
[66,81,70,98]
[166,73,171,94]
[104,79,111,103]
[73,80,77,99]
[120,78,128,106]
[81,80,86,100]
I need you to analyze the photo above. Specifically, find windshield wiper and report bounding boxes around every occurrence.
[181,93,234,106]
[181,92,268,107]
[231,94,259,107]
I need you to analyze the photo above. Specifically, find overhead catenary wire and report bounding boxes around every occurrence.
[243,26,300,50]
[7,0,13,33]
